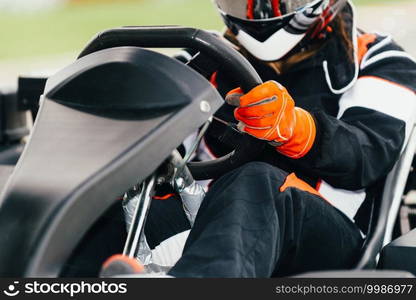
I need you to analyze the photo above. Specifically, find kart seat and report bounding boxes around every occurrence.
[355,124,416,269]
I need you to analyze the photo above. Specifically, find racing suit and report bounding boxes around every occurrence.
[146,3,416,277]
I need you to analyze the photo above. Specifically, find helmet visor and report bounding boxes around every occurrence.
[215,0,323,20]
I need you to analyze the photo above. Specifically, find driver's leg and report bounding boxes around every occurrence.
[169,162,364,278]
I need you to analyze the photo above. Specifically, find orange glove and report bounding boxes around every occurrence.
[225,81,316,159]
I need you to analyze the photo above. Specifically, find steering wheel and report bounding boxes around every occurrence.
[79,26,265,180]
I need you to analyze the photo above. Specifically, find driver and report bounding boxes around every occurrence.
[150,0,416,277]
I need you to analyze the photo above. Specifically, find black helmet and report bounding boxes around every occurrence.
[214,0,348,61]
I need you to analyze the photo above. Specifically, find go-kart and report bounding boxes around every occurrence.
[0,26,415,278]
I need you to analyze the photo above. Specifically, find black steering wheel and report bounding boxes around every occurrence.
[79,26,265,180]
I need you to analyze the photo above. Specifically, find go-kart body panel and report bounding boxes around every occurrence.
[0,46,222,277]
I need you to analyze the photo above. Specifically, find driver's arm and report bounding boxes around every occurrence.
[300,51,416,190]
[229,51,416,190]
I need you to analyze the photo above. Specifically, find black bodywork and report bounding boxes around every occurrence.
[0,44,222,277]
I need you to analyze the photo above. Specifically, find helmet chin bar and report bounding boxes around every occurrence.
[231,0,329,62]
[236,28,306,62]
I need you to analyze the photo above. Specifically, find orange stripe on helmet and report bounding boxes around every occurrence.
[246,0,255,19]
[271,0,282,16]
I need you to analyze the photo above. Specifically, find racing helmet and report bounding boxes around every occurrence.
[214,0,348,61]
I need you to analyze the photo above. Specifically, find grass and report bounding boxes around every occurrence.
[0,0,222,60]
[0,0,411,60]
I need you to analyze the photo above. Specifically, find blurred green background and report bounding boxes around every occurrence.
[0,0,413,60]
[0,0,414,86]
[0,0,222,60]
